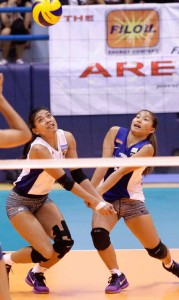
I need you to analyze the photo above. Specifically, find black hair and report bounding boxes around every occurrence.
[137,110,158,175]
[22,107,50,159]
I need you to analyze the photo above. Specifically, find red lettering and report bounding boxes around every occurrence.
[64,15,93,22]
[64,16,73,22]
[80,61,176,78]
[85,15,93,21]
[151,61,175,76]
[74,16,83,21]
[80,63,111,77]
[117,62,145,76]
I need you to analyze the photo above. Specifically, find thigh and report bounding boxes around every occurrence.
[125,214,160,248]
[10,211,52,251]
[35,202,66,239]
[92,210,118,232]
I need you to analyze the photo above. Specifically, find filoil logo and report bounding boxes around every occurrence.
[107,9,159,55]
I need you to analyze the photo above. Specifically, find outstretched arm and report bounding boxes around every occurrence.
[0,73,32,148]
[91,126,119,187]
[97,144,154,195]
[29,142,116,216]
[65,131,104,199]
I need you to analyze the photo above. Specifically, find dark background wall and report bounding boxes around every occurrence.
[0,64,178,182]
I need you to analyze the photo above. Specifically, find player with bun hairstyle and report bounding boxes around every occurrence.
[3,107,116,294]
[91,110,179,294]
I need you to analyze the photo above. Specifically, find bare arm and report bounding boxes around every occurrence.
[65,131,104,200]
[0,260,11,300]
[0,73,32,148]
[29,142,115,215]
[91,126,119,187]
[97,143,154,195]
[24,1,32,30]
[0,2,11,28]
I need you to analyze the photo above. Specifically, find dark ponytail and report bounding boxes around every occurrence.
[142,110,158,175]
[22,134,37,159]
[22,107,49,159]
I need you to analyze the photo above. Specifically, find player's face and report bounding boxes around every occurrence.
[131,110,155,137]
[32,109,58,136]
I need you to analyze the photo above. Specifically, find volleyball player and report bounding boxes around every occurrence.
[91,109,179,294]
[3,107,116,294]
[0,72,31,300]
[0,246,11,300]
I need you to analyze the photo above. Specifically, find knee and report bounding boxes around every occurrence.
[52,223,74,259]
[91,228,111,250]
[1,28,11,35]
[53,238,74,258]
[41,245,54,260]
[145,240,168,260]
[31,245,54,263]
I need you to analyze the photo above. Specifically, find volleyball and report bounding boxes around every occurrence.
[32,0,62,27]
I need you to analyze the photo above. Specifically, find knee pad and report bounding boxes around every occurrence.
[145,241,168,259]
[91,228,111,250]
[31,247,49,263]
[53,221,74,258]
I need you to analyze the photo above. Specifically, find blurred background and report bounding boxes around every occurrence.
[0,1,179,183]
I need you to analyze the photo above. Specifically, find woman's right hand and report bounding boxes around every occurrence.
[84,198,116,215]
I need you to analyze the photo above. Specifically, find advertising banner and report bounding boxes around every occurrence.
[49,3,179,115]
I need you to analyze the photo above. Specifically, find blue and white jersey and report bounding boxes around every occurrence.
[14,129,68,195]
[103,127,150,203]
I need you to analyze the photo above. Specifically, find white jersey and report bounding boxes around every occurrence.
[14,129,68,195]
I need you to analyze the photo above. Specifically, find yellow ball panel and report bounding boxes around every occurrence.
[32,0,62,26]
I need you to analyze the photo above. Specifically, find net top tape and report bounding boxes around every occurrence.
[0,157,178,170]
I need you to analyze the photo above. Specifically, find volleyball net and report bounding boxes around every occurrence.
[0,156,179,169]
